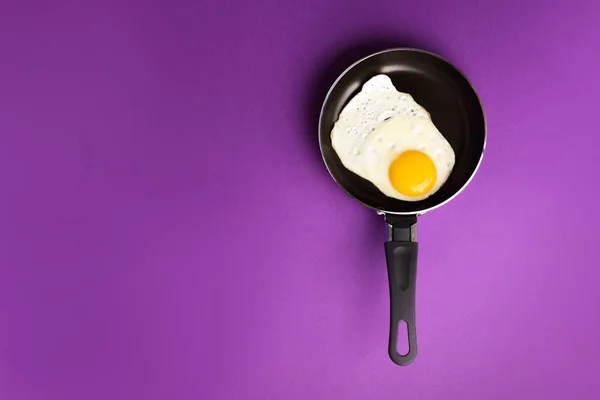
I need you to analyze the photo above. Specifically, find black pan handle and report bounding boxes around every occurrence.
[384,214,418,366]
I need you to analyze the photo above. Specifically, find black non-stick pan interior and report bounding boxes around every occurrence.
[319,49,486,214]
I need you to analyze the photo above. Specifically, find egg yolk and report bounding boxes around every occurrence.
[388,150,437,197]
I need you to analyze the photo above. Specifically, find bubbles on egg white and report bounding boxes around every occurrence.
[377,110,395,122]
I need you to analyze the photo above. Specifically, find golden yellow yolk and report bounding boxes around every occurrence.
[388,150,437,197]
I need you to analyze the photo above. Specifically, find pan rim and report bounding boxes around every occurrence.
[318,47,487,215]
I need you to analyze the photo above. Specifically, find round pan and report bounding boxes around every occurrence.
[319,48,486,215]
[318,48,486,366]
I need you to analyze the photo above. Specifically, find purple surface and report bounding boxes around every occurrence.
[1,0,600,399]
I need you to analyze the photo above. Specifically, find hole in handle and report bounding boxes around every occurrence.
[396,320,410,356]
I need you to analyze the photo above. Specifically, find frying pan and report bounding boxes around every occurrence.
[319,48,486,366]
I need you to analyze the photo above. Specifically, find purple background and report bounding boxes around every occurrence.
[1,0,600,399]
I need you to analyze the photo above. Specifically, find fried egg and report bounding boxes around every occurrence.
[330,74,455,201]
